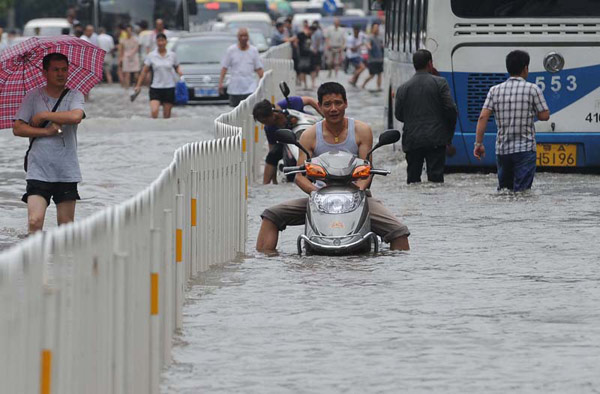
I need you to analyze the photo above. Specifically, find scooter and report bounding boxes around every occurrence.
[274,128,401,255]
[277,82,321,181]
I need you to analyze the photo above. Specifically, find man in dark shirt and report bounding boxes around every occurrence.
[253,96,322,184]
[395,49,458,184]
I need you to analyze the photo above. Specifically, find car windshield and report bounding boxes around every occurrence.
[226,21,271,36]
[451,0,600,17]
[249,31,267,47]
[175,39,236,64]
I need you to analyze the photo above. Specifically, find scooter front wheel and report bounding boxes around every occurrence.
[372,234,379,254]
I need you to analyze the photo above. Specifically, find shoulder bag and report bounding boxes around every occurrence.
[24,88,70,172]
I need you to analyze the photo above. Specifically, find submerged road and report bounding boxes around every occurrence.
[161,82,600,392]
[1,80,599,392]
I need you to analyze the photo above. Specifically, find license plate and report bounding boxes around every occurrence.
[194,88,219,97]
[536,144,576,167]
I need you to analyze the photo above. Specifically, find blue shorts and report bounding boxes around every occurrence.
[496,151,537,192]
[348,57,363,67]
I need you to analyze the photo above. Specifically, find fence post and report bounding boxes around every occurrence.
[175,194,184,329]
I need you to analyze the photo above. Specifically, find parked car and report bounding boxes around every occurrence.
[248,29,269,52]
[23,18,71,36]
[173,32,237,103]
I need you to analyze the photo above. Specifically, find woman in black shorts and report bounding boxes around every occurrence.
[134,33,183,118]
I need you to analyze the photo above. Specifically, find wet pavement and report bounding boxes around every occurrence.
[1,77,599,393]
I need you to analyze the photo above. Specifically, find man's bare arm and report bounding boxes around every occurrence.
[218,67,228,93]
[256,68,264,79]
[294,126,318,194]
[355,120,374,190]
[301,96,323,116]
[538,110,550,121]
[13,120,61,138]
[33,109,84,126]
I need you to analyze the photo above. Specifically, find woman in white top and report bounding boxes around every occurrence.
[134,33,183,119]
[118,25,141,89]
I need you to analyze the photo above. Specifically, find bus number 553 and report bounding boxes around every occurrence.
[535,75,577,92]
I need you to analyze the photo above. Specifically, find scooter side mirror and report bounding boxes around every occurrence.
[366,129,401,162]
[378,129,401,146]
[279,82,291,98]
[273,129,297,145]
[274,128,312,159]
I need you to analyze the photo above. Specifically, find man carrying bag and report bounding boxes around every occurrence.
[13,53,86,234]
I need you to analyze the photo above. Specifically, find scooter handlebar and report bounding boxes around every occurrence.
[370,169,391,176]
[283,165,305,174]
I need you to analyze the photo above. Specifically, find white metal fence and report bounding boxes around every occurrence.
[0,43,294,394]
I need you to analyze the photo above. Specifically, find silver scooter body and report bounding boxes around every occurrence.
[278,129,401,256]
[300,151,377,255]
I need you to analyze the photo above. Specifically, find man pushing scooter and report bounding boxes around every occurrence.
[256,82,410,252]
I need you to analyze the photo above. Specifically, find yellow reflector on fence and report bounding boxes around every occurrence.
[151,273,159,315]
[191,198,197,227]
[176,229,182,262]
[242,138,246,153]
[255,126,259,143]
[41,349,52,394]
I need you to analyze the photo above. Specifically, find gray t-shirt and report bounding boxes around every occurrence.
[144,49,179,89]
[16,88,85,182]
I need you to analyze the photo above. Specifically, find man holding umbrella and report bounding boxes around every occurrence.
[12,53,85,233]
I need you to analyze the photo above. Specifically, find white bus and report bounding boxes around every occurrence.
[381,0,600,169]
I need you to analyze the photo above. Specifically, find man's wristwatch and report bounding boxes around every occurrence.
[474,142,483,147]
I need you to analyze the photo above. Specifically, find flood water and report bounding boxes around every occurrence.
[160,83,600,392]
[1,81,599,393]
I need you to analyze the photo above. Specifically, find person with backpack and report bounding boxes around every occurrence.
[12,53,86,234]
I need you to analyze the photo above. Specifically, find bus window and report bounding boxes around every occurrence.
[389,0,397,50]
[451,0,600,18]
[398,0,410,52]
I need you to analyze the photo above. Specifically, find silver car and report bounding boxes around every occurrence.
[173,32,237,103]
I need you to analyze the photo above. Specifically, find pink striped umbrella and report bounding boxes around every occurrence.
[0,36,105,129]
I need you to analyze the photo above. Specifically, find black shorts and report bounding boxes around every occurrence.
[368,61,383,75]
[311,52,323,68]
[22,180,80,205]
[149,87,175,104]
[265,143,284,166]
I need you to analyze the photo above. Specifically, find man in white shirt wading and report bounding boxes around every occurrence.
[218,28,264,107]
[474,50,550,192]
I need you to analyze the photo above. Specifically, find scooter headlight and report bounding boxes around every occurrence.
[313,192,362,214]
